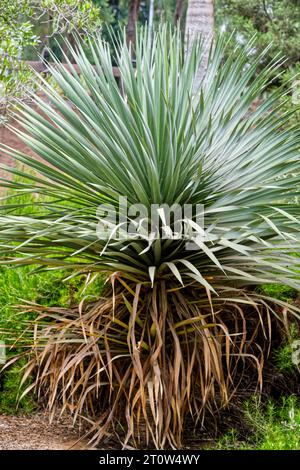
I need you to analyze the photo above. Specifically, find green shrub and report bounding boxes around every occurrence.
[0,361,36,414]
[275,323,300,373]
[257,283,297,303]
[216,396,300,450]
[245,396,300,450]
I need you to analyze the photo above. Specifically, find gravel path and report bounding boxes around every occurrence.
[0,412,90,450]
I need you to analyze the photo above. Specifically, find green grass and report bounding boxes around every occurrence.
[0,264,105,328]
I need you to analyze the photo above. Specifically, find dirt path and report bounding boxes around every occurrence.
[0,117,38,178]
[0,412,92,450]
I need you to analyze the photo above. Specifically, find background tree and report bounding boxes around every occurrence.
[214,0,300,126]
[0,0,104,120]
[215,0,300,74]
[185,0,214,90]
[0,1,38,119]
[174,0,186,23]
[126,0,141,46]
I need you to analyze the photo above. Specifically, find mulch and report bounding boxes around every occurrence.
[0,411,91,450]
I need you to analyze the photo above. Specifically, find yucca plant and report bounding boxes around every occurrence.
[1,27,300,449]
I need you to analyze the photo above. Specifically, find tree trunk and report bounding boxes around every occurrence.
[127,0,141,48]
[174,0,186,24]
[185,0,214,92]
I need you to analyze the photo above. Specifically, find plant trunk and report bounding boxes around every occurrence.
[185,0,214,92]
